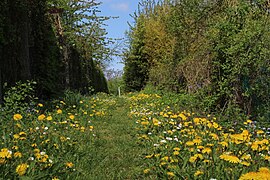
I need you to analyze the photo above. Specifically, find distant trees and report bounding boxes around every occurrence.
[123,0,270,117]
[0,0,110,101]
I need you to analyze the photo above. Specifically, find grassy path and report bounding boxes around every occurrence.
[79,97,147,180]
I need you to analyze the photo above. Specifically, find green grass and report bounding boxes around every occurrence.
[71,97,152,180]
[2,91,268,179]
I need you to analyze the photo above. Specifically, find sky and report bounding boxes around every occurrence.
[98,0,140,71]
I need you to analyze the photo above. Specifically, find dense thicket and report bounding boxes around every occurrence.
[123,0,270,118]
[0,0,109,102]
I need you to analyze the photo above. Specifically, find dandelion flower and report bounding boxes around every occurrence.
[38,114,46,120]
[13,134,20,139]
[167,172,175,177]
[186,141,194,146]
[14,152,22,158]
[193,138,202,145]
[57,109,62,114]
[65,162,74,168]
[16,163,28,176]
[202,147,212,154]
[240,161,250,166]
[194,170,204,176]
[46,116,52,121]
[189,156,197,163]
[220,154,240,163]
[0,148,12,159]
[144,169,150,174]
[13,114,23,121]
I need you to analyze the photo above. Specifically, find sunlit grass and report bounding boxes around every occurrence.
[128,93,270,179]
[1,92,269,179]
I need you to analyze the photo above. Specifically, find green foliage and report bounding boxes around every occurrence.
[0,0,109,102]
[123,14,149,92]
[3,81,36,113]
[124,0,270,120]
[107,77,124,95]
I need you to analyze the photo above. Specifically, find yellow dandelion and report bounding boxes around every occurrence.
[16,163,28,176]
[0,148,12,159]
[167,172,175,177]
[194,153,203,160]
[13,114,23,121]
[189,156,197,163]
[57,109,62,114]
[173,147,180,151]
[257,130,264,134]
[241,154,251,160]
[219,141,228,148]
[220,154,240,163]
[179,113,187,120]
[145,154,153,159]
[0,158,5,164]
[12,146,19,150]
[14,152,22,158]
[194,170,204,176]
[38,103,43,107]
[173,151,180,156]
[38,114,46,120]
[186,141,194,146]
[193,138,202,145]
[13,134,20,139]
[65,162,74,168]
[210,133,219,140]
[46,116,52,121]
[264,155,270,161]
[69,115,75,120]
[202,147,212,154]
[240,161,250,166]
[141,121,149,125]
[143,169,150,174]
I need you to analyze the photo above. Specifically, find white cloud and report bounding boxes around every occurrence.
[110,2,129,12]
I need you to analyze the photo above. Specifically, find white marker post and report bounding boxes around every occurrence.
[118,86,121,97]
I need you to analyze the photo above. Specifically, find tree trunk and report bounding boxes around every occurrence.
[19,8,31,80]
[0,68,2,104]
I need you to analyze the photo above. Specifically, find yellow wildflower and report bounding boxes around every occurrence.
[202,147,212,154]
[0,148,12,159]
[13,134,20,139]
[186,141,194,146]
[38,114,46,120]
[14,152,22,158]
[65,162,74,168]
[143,169,150,174]
[240,161,250,166]
[194,170,204,176]
[167,172,175,177]
[189,156,197,163]
[46,116,52,121]
[57,109,62,114]
[193,138,202,145]
[13,114,23,121]
[16,163,28,176]
[220,154,240,163]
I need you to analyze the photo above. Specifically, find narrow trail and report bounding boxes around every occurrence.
[83,97,147,180]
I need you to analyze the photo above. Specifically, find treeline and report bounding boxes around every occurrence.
[123,0,270,118]
[0,0,109,102]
